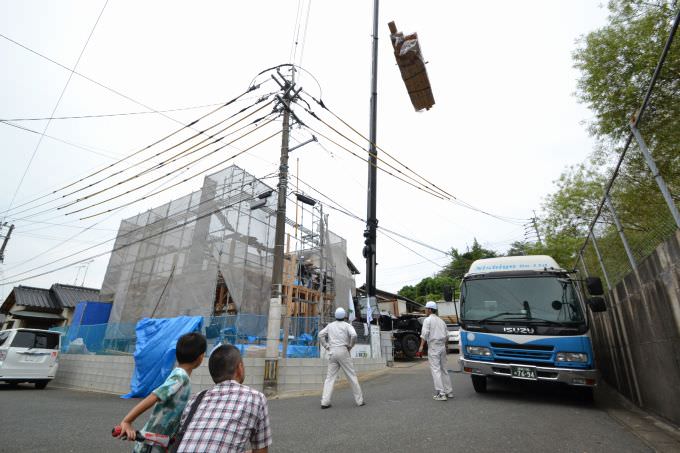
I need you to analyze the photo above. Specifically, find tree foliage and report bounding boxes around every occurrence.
[536,0,680,272]
[398,239,497,302]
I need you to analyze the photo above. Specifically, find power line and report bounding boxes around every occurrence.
[291,174,450,258]
[3,171,279,275]
[6,111,276,223]
[3,0,110,223]
[0,100,234,122]
[74,126,282,220]
[298,91,529,225]
[0,193,264,286]
[1,87,268,219]
[0,31,265,138]
[57,103,277,212]
[0,120,124,160]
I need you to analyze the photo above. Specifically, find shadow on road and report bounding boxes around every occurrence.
[474,376,599,408]
[0,383,49,391]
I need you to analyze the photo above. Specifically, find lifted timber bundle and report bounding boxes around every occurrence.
[388,21,435,111]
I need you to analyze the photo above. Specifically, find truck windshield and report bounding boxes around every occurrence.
[461,276,585,324]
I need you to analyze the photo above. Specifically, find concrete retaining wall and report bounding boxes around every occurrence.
[590,230,680,426]
[52,354,385,397]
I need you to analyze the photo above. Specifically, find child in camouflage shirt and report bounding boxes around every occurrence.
[116,332,207,452]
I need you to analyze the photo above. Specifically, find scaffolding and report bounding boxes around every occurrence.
[101,165,354,337]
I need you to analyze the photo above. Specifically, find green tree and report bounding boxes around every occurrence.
[438,239,498,280]
[537,0,680,273]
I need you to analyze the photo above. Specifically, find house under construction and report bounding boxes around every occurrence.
[101,165,355,325]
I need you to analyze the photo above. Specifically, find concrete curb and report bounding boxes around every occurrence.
[599,382,680,452]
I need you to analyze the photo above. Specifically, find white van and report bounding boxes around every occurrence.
[0,328,61,389]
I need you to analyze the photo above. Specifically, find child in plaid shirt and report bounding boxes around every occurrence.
[115,332,207,452]
[176,344,272,453]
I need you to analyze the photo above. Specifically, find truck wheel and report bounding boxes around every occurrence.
[35,381,49,390]
[471,375,487,393]
[401,333,419,359]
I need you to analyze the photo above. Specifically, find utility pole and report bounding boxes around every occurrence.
[531,210,542,245]
[0,223,15,263]
[264,71,297,397]
[363,0,380,316]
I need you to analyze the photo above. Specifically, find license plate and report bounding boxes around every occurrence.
[22,355,41,362]
[511,365,537,380]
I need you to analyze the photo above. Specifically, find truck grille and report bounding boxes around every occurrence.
[490,342,553,362]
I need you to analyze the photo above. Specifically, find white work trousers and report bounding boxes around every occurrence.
[428,340,452,395]
[321,346,364,406]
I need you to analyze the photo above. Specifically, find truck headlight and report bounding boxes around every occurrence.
[466,346,492,357]
[556,352,588,363]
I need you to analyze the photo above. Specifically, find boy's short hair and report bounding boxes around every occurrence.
[176,332,207,364]
[209,344,242,383]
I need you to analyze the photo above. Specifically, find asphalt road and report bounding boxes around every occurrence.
[0,360,651,453]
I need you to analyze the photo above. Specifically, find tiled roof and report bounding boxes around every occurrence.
[51,284,100,308]
[0,283,101,313]
[7,286,60,310]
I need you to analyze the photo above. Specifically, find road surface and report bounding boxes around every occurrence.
[0,360,653,452]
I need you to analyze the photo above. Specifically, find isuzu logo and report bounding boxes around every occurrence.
[503,326,535,334]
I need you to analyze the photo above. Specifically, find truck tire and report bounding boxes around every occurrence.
[400,333,420,359]
[35,380,49,390]
[471,375,487,393]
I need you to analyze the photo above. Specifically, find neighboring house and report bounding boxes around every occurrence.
[0,284,100,330]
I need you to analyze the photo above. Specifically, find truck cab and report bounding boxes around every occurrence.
[459,255,606,397]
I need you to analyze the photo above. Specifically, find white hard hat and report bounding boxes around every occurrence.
[425,301,437,310]
[335,307,346,319]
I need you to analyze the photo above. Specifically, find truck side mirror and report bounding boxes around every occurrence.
[587,296,607,312]
[586,277,604,296]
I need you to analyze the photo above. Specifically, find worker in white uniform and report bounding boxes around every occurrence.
[319,307,365,409]
[418,301,454,401]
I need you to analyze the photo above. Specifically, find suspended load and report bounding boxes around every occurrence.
[388,21,435,111]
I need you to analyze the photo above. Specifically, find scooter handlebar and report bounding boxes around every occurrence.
[111,426,144,441]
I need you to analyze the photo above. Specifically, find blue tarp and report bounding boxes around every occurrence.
[66,302,113,350]
[122,316,203,399]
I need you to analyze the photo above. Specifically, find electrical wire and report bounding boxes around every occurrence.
[291,174,450,257]
[300,123,448,201]
[2,171,279,276]
[0,120,124,160]
[299,91,529,225]
[1,100,233,122]
[6,111,276,222]
[3,0,110,224]
[0,193,265,286]
[74,126,282,220]
[56,101,277,211]
[0,31,272,144]
[0,85,265,218]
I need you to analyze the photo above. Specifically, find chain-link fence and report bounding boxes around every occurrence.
[574,10,680,424]
[575,13,680,290]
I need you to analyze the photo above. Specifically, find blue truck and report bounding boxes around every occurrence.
[459,255,606,398]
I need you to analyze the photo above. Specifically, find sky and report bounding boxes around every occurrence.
[0,0,610,300]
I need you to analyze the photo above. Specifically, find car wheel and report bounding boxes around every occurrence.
[471,375,487,393]
[35,381,49,390]
[400,333,420,359]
